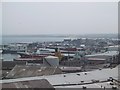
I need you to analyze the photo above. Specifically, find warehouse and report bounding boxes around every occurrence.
[1,65,118,89]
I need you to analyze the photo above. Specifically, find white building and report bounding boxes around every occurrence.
[44,56,59,67]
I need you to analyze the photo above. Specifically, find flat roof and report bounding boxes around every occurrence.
[85,51,119,57]
[54,82,116,88]
[87,58,106,61]
[45,56,58,59]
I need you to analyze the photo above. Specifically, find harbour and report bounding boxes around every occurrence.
[1,1,119,89]
[1,35,119,74]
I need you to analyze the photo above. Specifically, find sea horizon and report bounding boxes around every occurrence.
[0,33,118,45]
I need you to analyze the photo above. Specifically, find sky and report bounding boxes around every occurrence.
[2,2,118,35]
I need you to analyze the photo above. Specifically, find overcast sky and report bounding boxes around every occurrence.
[2,2,118,35]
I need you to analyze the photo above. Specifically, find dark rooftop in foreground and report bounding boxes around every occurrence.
[6,65,62,79]
[2,61,26,70]
[2,79,54,89]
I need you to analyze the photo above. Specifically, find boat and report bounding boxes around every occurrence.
[17,48,55,59]
[2,43,27,54]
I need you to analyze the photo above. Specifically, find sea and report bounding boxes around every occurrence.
[1,34,118,45]
[2,35,67,45]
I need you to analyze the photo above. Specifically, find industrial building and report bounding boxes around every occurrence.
[2,79,54,89]
[1,65,118,89]
[6,65,62,79]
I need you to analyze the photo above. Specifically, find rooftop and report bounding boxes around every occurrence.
[87,58,106,61]
[2,79,54,88]
[1,65,118,87]
[85,51,119,57]
[55,81,117,88]
[45,56,59,59]
[6,65,62,79]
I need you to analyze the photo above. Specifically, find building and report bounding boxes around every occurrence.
[86,58,107,65]
[106,45,119,51]
[85,51,119,64]
[6,65,62,79]
[2,79,54,89]
[1,65,118,89]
